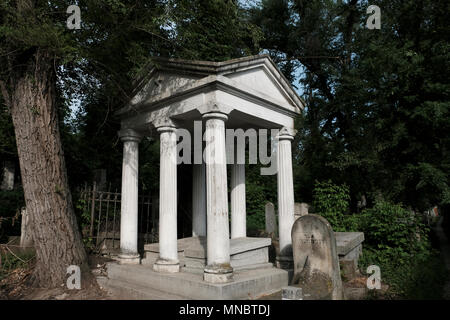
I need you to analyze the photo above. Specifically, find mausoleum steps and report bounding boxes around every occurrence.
[98,262,288,300]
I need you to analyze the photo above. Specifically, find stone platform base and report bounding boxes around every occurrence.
[142,236,272,272]
[98,262,288,300]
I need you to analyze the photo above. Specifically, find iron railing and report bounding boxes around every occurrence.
[77,183,158,254]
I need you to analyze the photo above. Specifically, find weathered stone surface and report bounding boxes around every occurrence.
[294,202,309,219]
[142,237,197,266]
[291,214,344,300]
[118,129,142,264]
[143,236,272,274]
[265,202,277,235]
[335,232,364,280]
[282,286,302,300]
[335,232,364,256]
[183,237,271,272]
[101,262,288,300]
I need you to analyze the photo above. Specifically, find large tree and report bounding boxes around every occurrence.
[251,0,450,211]
[0,0,90,287]
[0,0,263,286]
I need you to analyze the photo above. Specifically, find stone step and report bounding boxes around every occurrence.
[104,262,288,300]
[97,276,186,300]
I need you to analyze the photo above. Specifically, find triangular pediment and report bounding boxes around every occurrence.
[119,55,304,116]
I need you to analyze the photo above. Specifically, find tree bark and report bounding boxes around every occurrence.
[7,48,89,287]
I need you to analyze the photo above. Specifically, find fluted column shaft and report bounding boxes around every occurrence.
[231,161,246,238]
[192,162,207,237]
[203,112,233,283]
[154,126,179,273]
[118,129,142,264]
[277,132,295,257]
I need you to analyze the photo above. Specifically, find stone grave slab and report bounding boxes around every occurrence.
[265,202,277,235]
[335,232,364,279]
[142,236,200,266]
[294,202,309,219]
[291,214,344,300]
[183,237,272,272]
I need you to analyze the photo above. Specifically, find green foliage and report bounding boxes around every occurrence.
[356,200,445,298]
[360,201,430,258]
[253,0,450,212]
[359,247,446,299]
[312,180,351,231]
[74,196,91,232]
[169,0,262,61]
[245,180,266,232]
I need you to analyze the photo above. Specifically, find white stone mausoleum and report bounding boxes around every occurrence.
[102,55,305,299]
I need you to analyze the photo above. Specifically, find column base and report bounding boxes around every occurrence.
[203,264,233,283]
[118,253,140,265]
[153,258,180,273]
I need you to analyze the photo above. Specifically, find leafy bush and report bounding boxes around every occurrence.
[312,180,351,231]
[311,183,446,299]
[360,201,430,261]
[246,182,266,231]
[357,200,446,299]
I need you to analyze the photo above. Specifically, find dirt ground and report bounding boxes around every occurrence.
[1,252,388,300]
[0,255,113,300]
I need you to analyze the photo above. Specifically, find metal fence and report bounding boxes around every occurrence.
[77,183,158,254]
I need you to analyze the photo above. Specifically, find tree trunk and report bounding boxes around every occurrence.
[8,48,89,287]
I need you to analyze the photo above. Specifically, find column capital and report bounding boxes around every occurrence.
[118,129,143,142]
[277,127,296,141]
[156,126,177,134]
[202,112,228,122]
[152,116,176,130]
[197,100,234,115]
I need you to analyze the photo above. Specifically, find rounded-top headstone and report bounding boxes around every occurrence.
[291,214,344,300]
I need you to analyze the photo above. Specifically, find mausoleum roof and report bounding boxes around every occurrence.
[116,55,305,119]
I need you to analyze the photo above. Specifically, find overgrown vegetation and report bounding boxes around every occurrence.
[0,249,35,282]
[313,181,447,299]
[312,181,351,231]
[0,0,448,296]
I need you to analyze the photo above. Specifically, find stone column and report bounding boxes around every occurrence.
[276,128,295,269]
[231,160,246,239]
[118,129,142,264]
[154,126,180,273]
[192,162,207,237]
[203,112,233,283]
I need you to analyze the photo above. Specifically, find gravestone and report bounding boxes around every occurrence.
[265,202,277,235]
[20,207,33,247]
[294,202,309,219]
[291,214,344,300]
[1,161,15,190]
